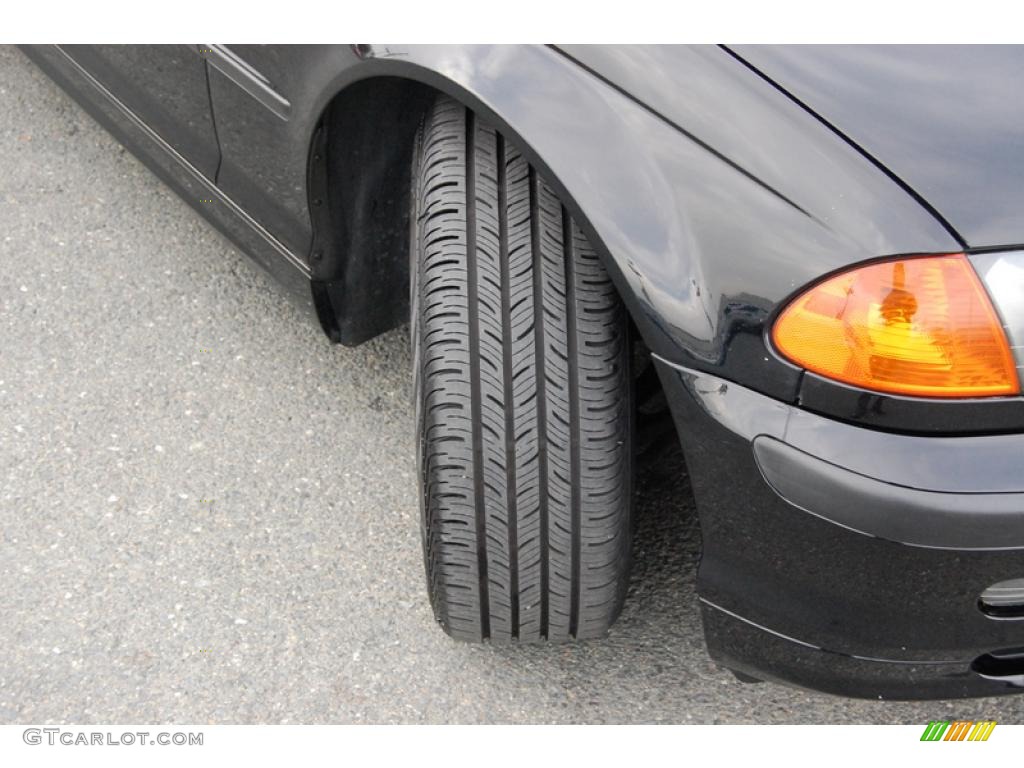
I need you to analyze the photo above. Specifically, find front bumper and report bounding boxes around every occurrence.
[656,358,1024,700]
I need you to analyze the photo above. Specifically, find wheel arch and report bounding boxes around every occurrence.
[305,47,661,354]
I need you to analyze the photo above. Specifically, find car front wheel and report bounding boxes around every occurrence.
[412,95,633,643]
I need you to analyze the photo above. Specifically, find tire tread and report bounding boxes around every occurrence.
[414,96,631,643]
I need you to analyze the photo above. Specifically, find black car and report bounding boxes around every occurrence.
[23,44,1024,701]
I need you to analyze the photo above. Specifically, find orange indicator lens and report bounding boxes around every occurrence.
[772,254,1019,398]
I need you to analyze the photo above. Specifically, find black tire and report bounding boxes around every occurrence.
[412,95,632,643]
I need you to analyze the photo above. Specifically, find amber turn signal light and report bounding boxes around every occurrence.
[772,254,1020,398]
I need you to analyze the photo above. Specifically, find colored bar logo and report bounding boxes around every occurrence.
[920,721,996,741]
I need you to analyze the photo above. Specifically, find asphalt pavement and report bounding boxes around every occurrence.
[2,44,1022,724]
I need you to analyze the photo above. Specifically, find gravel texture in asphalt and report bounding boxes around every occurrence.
[2,45,1022,724]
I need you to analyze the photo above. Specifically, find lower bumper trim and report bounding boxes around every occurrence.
[703,601,1023,700]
